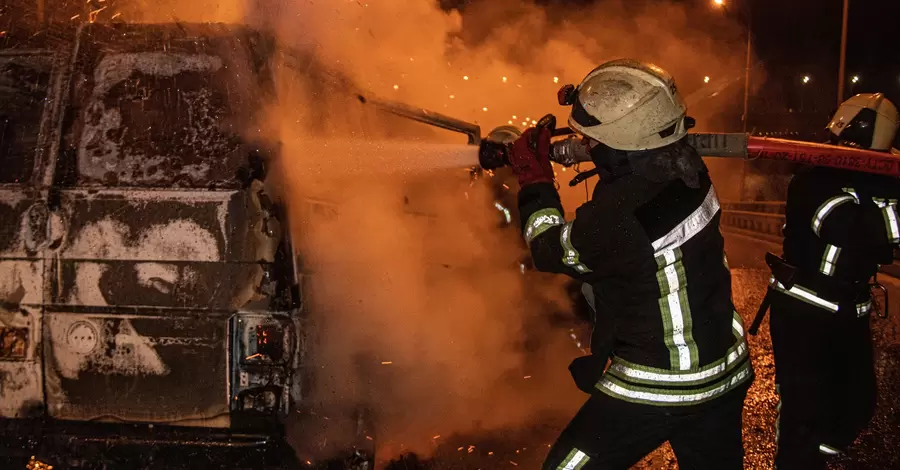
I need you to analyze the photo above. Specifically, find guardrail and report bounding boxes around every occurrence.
[720,209,785,243]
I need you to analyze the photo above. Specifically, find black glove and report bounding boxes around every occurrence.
[568,354,608,394]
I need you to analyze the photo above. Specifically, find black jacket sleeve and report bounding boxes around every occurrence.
[517,182,618,279]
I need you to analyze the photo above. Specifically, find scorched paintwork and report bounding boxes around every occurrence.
[0,22,301,437]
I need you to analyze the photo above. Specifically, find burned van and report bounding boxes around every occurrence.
[0,22,345,467]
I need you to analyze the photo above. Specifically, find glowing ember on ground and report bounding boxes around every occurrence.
[381,361,393,365]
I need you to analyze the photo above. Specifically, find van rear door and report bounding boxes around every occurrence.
[0,50,60,419]
[44,24,281,427]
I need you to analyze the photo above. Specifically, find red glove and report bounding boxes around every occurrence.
[509,127,554,187]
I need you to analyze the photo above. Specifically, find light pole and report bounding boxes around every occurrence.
[714,0,753,200]
[837,0,850,105]
[713,0,752,134]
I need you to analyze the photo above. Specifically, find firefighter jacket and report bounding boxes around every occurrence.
[776,166,900,315]
[518,168,752,406]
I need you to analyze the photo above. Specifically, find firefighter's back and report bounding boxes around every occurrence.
[590,171,752,407]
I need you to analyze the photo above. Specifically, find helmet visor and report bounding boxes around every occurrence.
[830,108,877,149]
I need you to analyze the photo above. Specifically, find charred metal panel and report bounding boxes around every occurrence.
[0,190,43,258]
[44,311,228,426]
[0,51,56,419]
[52,188,279,310]
[55,23,275,189]
[0,306,43,418]
[56,189,274,263]
[0,54,55,185]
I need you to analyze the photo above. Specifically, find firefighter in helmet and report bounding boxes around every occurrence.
[764,93,900,468]
[500,59,753,469]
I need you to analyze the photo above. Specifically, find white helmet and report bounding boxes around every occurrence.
[565,59,689,151]
[826,93,899,151]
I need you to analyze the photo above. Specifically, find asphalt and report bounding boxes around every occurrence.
[381,232,900,469]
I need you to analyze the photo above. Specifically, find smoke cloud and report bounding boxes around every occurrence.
[115,0,751,463]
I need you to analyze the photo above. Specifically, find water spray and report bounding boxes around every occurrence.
[360,95,900,179]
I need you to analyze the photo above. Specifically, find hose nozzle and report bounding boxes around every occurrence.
[478,128,592,171]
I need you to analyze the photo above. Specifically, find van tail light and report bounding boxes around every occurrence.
[255,324,284,362]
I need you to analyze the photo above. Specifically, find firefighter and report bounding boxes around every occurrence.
[505,59,753,469]
[765,93,900,468]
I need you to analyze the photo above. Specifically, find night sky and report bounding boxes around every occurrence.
[446,0,900,136]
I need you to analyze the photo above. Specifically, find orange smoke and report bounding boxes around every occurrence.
[107,0,754,463]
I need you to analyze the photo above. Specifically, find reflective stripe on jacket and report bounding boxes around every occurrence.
[518,169,752,406]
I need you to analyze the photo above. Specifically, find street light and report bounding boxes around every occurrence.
[712,0,753,202]
[704,76,711,84]
[851,75,860,84]
[802,75,811,84]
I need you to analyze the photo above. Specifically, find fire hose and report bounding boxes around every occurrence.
[360,94,900,179]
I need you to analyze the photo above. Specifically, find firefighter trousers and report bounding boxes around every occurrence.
[770,293,877,469]
[541,385,749,470]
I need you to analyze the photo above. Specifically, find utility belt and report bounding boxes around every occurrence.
[749,253,888,335]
